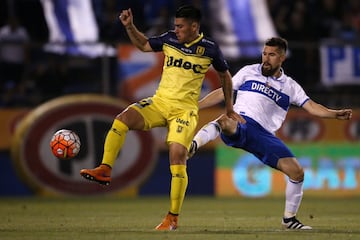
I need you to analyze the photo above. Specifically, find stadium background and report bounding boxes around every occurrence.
[0,0,359,197]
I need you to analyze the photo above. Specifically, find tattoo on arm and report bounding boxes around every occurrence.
[126,26,147,47]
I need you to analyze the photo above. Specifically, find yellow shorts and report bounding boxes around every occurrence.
[130,96,198,150]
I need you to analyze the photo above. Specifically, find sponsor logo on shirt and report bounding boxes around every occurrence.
[240,80,290,111]
[166,56,204,73]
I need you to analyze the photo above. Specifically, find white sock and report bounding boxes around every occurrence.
[193,121,221,148]
[284,179,303,218]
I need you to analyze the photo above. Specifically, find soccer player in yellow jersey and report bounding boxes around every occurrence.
[80,5,243,230]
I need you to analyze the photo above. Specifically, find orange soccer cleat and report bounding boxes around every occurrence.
[80,164,112,186]
[155,213,178,231]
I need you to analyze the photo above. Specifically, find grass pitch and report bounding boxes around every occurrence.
[0,196,359,240]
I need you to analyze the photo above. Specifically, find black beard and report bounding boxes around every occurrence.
[261,65,278,77]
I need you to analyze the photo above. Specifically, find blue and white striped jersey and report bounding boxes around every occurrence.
[232,63,309,134]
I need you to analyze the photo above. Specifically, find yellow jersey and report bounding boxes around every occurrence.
[148,31,229,109]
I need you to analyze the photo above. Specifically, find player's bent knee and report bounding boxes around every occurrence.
[169,143,188,165]
[217,116,237,134]
[290,167,304,182]
[278,157,305,181]
[116,108,145,130]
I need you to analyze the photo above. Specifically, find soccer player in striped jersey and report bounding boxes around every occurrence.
[80,5,243,230]
[189,37,353,230]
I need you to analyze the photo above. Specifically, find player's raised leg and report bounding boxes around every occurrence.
[80,107,143,185]
[188,120,222,158]
[189,113,240,158]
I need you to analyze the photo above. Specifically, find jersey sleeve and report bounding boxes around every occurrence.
[290,78,310,107]
[231,66,248,90]
[210,42,229,72]
[148,32,169,52]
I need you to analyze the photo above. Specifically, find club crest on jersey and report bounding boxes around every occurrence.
[196,46,205,55]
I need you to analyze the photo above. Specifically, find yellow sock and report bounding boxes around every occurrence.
[169,165,188,215]
[101,119,129,168]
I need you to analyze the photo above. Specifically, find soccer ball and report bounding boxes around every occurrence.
[50,129,81,159]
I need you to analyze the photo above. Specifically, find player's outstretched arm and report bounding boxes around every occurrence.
[119,8,152,52]
[198,88,224,109]
[199,71,246,123]
[302,99,352,120]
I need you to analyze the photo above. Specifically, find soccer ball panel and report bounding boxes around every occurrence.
[50,129,81,159]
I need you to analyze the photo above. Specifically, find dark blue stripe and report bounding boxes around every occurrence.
[228,0,259,57]
[239,80,290,111]
[300,98,310,107]
[53,0,79,55]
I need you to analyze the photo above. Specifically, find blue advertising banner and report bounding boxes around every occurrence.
[320,42,360,86]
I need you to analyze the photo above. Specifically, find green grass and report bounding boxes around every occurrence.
[0,196,359,240]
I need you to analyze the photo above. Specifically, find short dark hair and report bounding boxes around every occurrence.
[175,5,202,22]
[265,37,288,53]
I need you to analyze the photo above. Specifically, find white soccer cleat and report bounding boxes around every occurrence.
[282,216,312,230]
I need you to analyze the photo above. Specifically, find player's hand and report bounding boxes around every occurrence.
[336,109,352,120]
[226,110,246,124]
[119,8,133,27]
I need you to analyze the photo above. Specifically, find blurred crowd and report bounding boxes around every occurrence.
[269,0,360,41]
[0,0,359,107]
